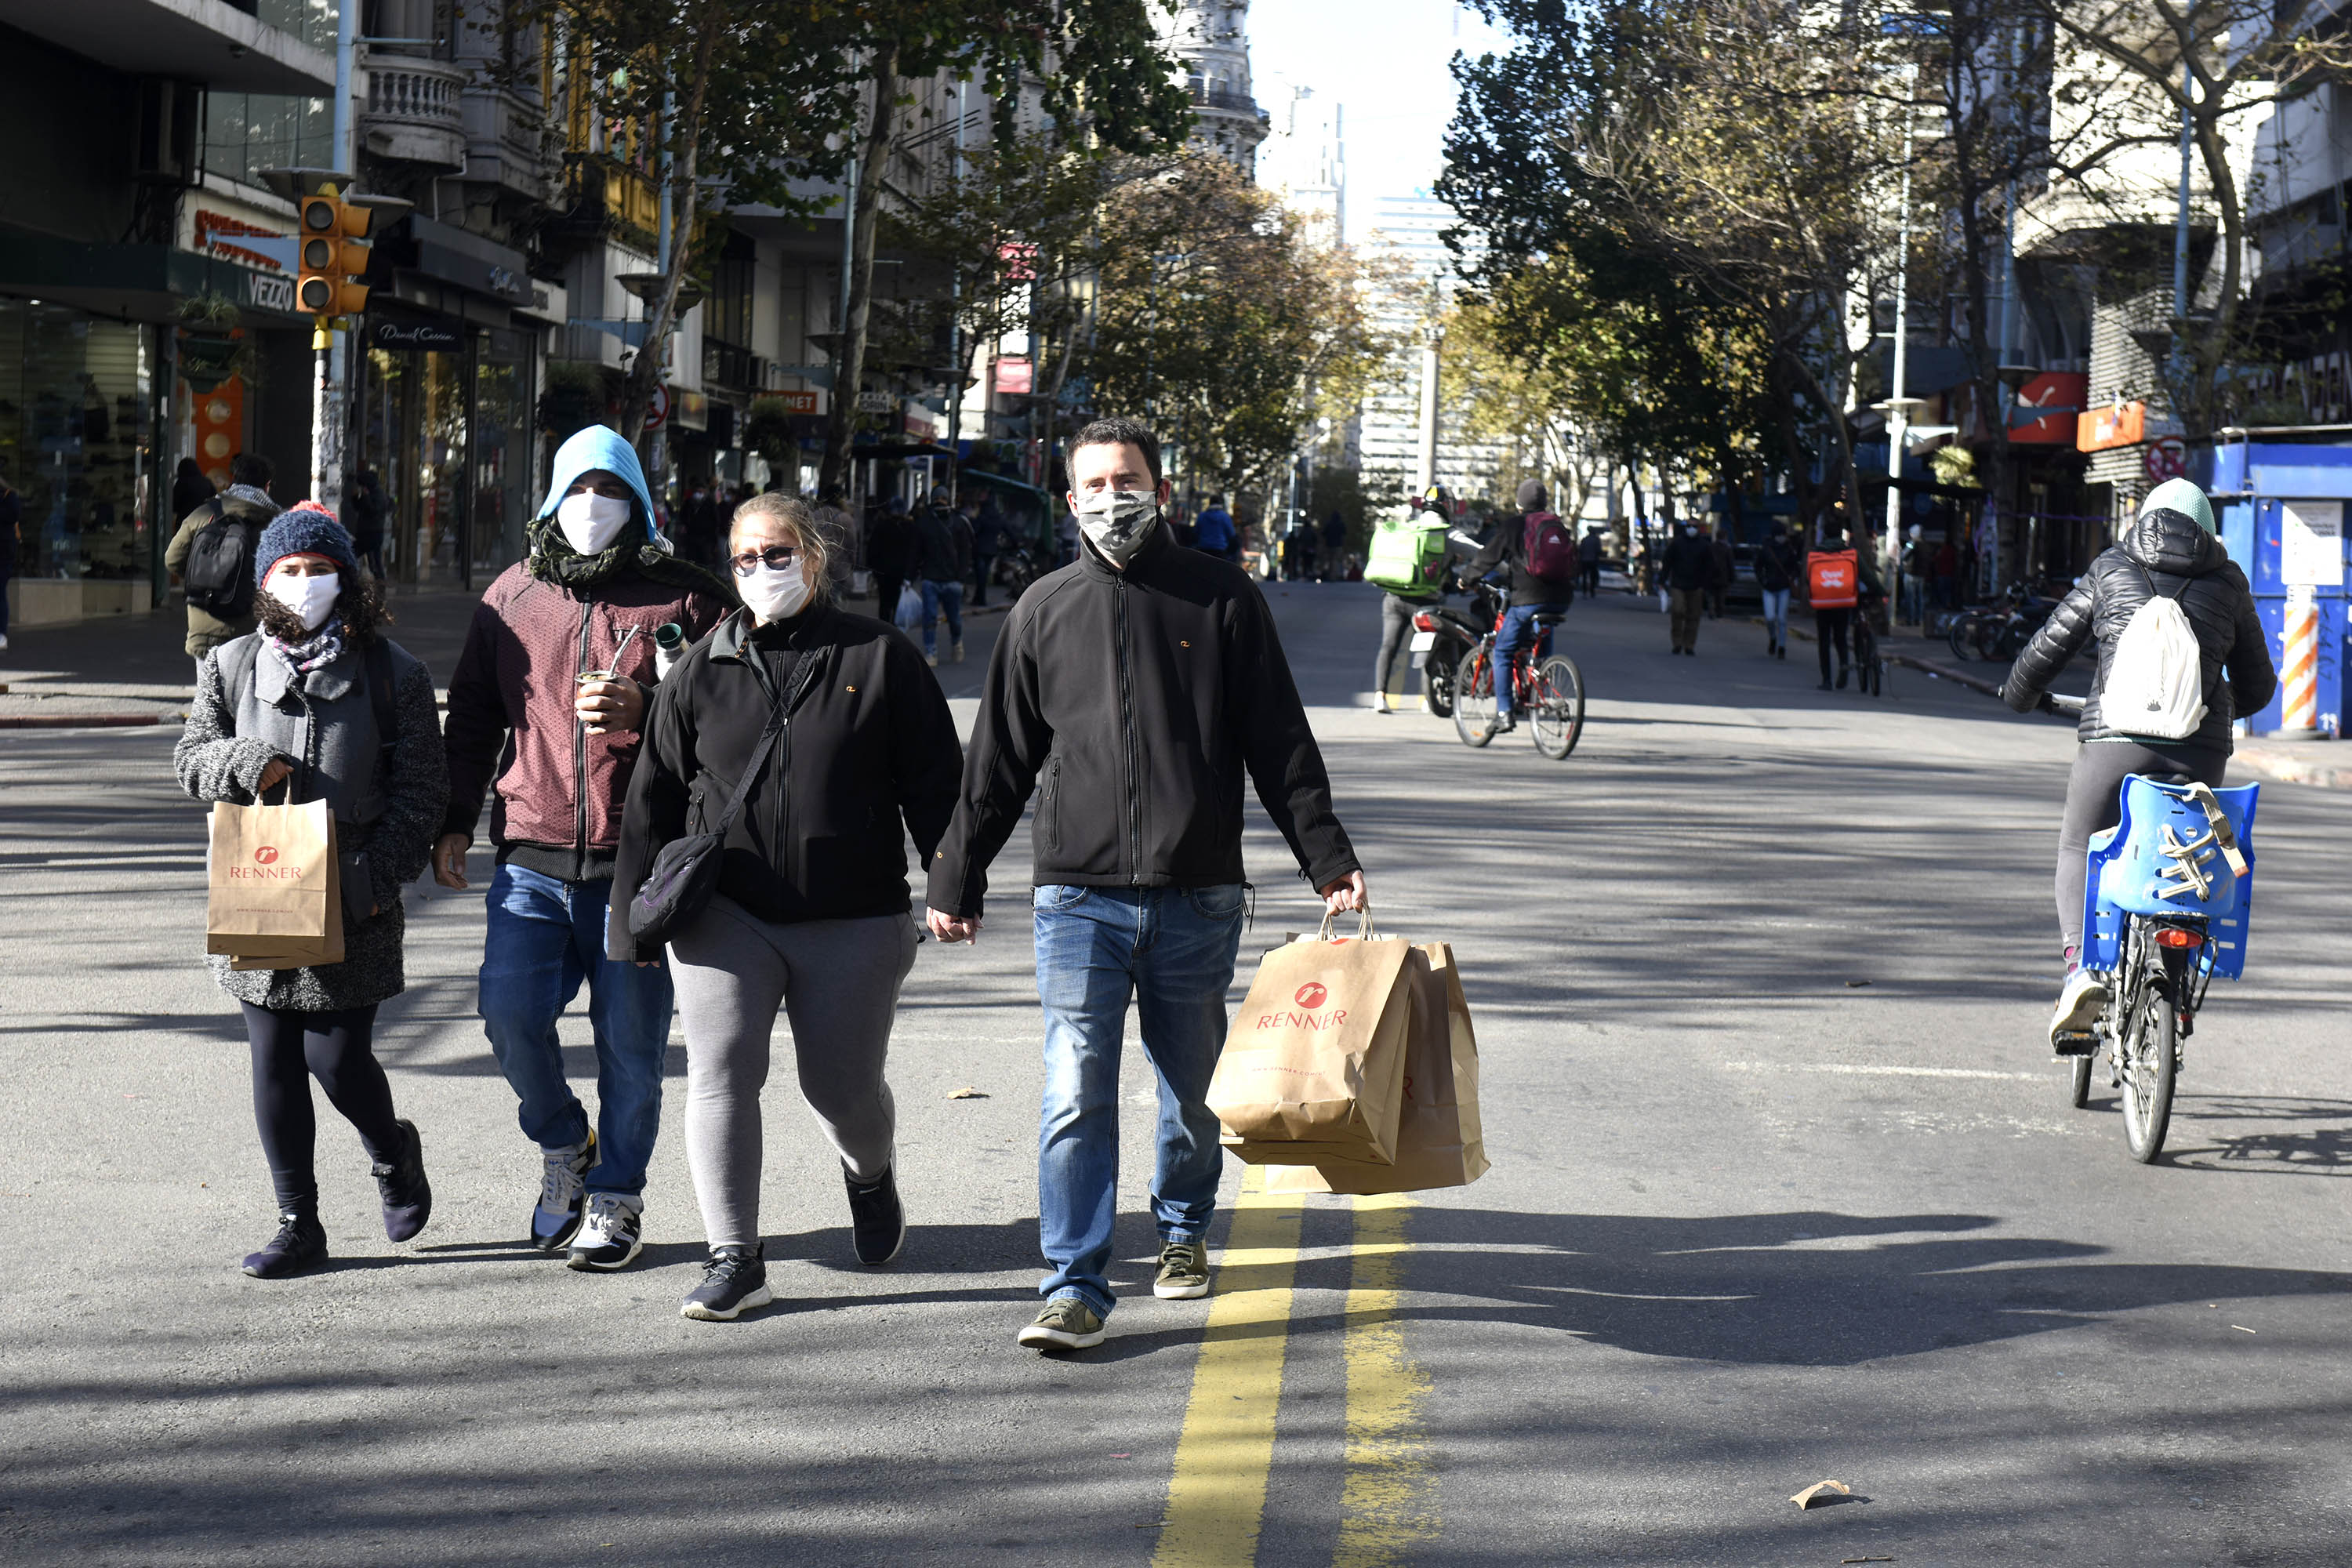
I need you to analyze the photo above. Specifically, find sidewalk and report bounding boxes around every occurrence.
[0,582,1011,727]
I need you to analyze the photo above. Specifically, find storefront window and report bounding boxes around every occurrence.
[474,330,536,575]
[203,93,332,191]
[363,327,537,590]
[0,302,155,580]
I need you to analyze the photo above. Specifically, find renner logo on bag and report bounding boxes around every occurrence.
[1258,981,1347,1030]
[230,844,304,880]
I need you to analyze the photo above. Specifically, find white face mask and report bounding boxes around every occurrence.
[556,491,635,555]
[739,560,811,624]
[265,570,340,633]
[1073,488,1160,567]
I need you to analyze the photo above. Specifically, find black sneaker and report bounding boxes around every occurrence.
[845,1165,906,1265]
[1018,1297,1106,1351]
[242,1211,328,1279]
[371,1119,432,1243]
[1836,664,1850,690]
[565,1193,644,1271]
[681,1247,773,1321]
[530,1131,596,1253]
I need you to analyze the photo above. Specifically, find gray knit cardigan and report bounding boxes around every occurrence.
[176,634,448,1012]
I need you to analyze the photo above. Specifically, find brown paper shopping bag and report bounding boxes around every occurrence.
[206,800,344,968]
[1209,916,1414,1166]
[1262,942,1488,1195]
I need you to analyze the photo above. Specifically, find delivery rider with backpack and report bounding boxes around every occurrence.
[166,452,283,664]
[1365,489,1454,713]
[1470,477,1579,731]
[2001,479,2275,1047]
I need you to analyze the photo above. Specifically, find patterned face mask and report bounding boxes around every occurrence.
[1073,488,1160,566]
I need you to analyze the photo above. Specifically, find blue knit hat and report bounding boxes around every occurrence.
[254,502,361,586]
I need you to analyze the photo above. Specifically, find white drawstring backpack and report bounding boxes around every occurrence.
[2103,567,2206,740]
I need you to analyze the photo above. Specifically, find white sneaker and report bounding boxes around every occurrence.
[2049,969,2108,1046]
[566,1192,644,1272]
[0,633,10,651]
[529,1134,594,1252]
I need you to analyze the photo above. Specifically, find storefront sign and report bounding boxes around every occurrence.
[371,319,464,351]
[191,207,294,274]
[673,388,709,432]
[2077,400,2145,452]
[903,400,939,440]
[770,389,824,416]
[855,390,895,415]
[2009,372,2085,444]
[245,270,294,314]
[2281,501,2344,586]
[995,357,1033,395]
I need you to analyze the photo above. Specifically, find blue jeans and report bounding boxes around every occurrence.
[1491,604,1551,716]
[920,579,964,655]
[1033,883,1247,1317]
[479,863,674,1197]
[1761,588,1790,647]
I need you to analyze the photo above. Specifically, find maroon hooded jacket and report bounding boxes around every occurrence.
[442,563,730,880]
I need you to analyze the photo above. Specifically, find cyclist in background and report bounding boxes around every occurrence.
[1805,527,1876,689]
[2000,479,2275,1045]
[1470,479,1578,732]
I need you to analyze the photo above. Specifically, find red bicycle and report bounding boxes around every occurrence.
[1453,607,1585,758]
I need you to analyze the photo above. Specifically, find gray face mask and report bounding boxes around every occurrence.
[1073,488,1160,566]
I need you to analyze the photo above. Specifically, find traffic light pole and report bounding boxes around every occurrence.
[310,318,343,517]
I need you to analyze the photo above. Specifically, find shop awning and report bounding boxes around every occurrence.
[958,468,1053,504]
[0,230,307,325]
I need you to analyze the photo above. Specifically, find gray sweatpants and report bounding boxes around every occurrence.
[669,898,918,1248]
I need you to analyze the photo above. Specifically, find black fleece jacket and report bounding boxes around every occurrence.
[926,526,1360,918]
[2002,508,2277,752]
[608,604,963,960]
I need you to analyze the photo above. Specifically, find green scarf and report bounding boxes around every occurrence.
[526,514,732,602]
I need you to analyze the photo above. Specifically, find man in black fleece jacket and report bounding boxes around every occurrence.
[926,416,1369,1352]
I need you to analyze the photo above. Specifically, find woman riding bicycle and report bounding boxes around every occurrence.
[2000,479,2276,1047]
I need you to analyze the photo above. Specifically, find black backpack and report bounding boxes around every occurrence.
[184,500,264,619]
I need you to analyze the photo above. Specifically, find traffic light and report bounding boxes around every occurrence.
[296,188,372,318]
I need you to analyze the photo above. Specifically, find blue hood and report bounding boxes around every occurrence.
[538,425,658,537]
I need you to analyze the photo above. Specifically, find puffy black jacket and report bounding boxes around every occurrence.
[1661,529,1719,591]
[2002,508,2277,752]
[926,526,1360,917]
[608,604,964,960]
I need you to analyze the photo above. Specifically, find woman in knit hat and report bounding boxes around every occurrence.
[174,502,450,1279]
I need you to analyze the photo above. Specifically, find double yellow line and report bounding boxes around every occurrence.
[1153,1174,1436,1567]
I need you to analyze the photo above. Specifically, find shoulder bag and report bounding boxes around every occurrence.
[626,670,793,946]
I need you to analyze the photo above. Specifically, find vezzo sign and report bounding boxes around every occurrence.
[246,271,294,314]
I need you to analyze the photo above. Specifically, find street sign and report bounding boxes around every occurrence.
[2281,500,2343,587]
[644,383,670,431]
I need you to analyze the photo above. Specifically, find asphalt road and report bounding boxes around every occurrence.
[3,581,2348,1566]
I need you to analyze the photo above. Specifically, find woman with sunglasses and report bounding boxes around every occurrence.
[611,493,964,1320]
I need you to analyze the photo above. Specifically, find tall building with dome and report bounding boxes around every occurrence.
[1163,1,1269,172]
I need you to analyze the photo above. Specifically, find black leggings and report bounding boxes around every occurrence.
[1813,608,1852,680]
[1375,593,1419,697]
[2054,741,2228,960]
[241,1003,399,1214]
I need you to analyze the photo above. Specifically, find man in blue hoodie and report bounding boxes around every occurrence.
[434,427,731,1271]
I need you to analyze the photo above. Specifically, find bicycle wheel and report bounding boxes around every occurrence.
[1453,648,1497,747]
[2118,972,2178,1163]
[1868,652,1886,698]
[1528,654,1585,759]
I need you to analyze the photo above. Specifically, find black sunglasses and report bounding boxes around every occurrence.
[729,544,800,576]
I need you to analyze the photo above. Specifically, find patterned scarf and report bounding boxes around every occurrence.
[525,514,732,601]
[266,618,346,677]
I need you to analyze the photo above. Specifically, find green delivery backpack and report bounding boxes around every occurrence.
[1364,511,1447,595]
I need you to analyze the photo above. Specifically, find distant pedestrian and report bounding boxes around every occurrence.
[434,426,731,1272]
[1660,521,1718,655]
[868,495,912,625]
[612,493,964,1321]
[1900,524,1928,626]
[172,456,216,526]
[913,485,971,665]
[347,465,391,581]
[1806,528,1872,690]
[1755,521,1801,659]
[1322,507,1348,579]
[926,416,1368,1353]
[173,503,448,1279]
[1577,524,1603,598]
[811,485,856,601]
[1706,529,1734,618]
[0,463,17,652]
[969,491,1013,607]
[165,452,281,664]
[1194,492,1237,561]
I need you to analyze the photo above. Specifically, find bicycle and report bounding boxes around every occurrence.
[1452,608,1585,758]
[1850,594,1891,698]
[2060,775,2260,1162]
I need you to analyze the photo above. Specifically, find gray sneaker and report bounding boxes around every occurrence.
[1154,1240,1210,1299]
[2049,968,2109,1047]
[1018,1297,1105,1350]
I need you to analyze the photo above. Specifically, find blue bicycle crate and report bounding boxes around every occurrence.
[2081,775,2260,980]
